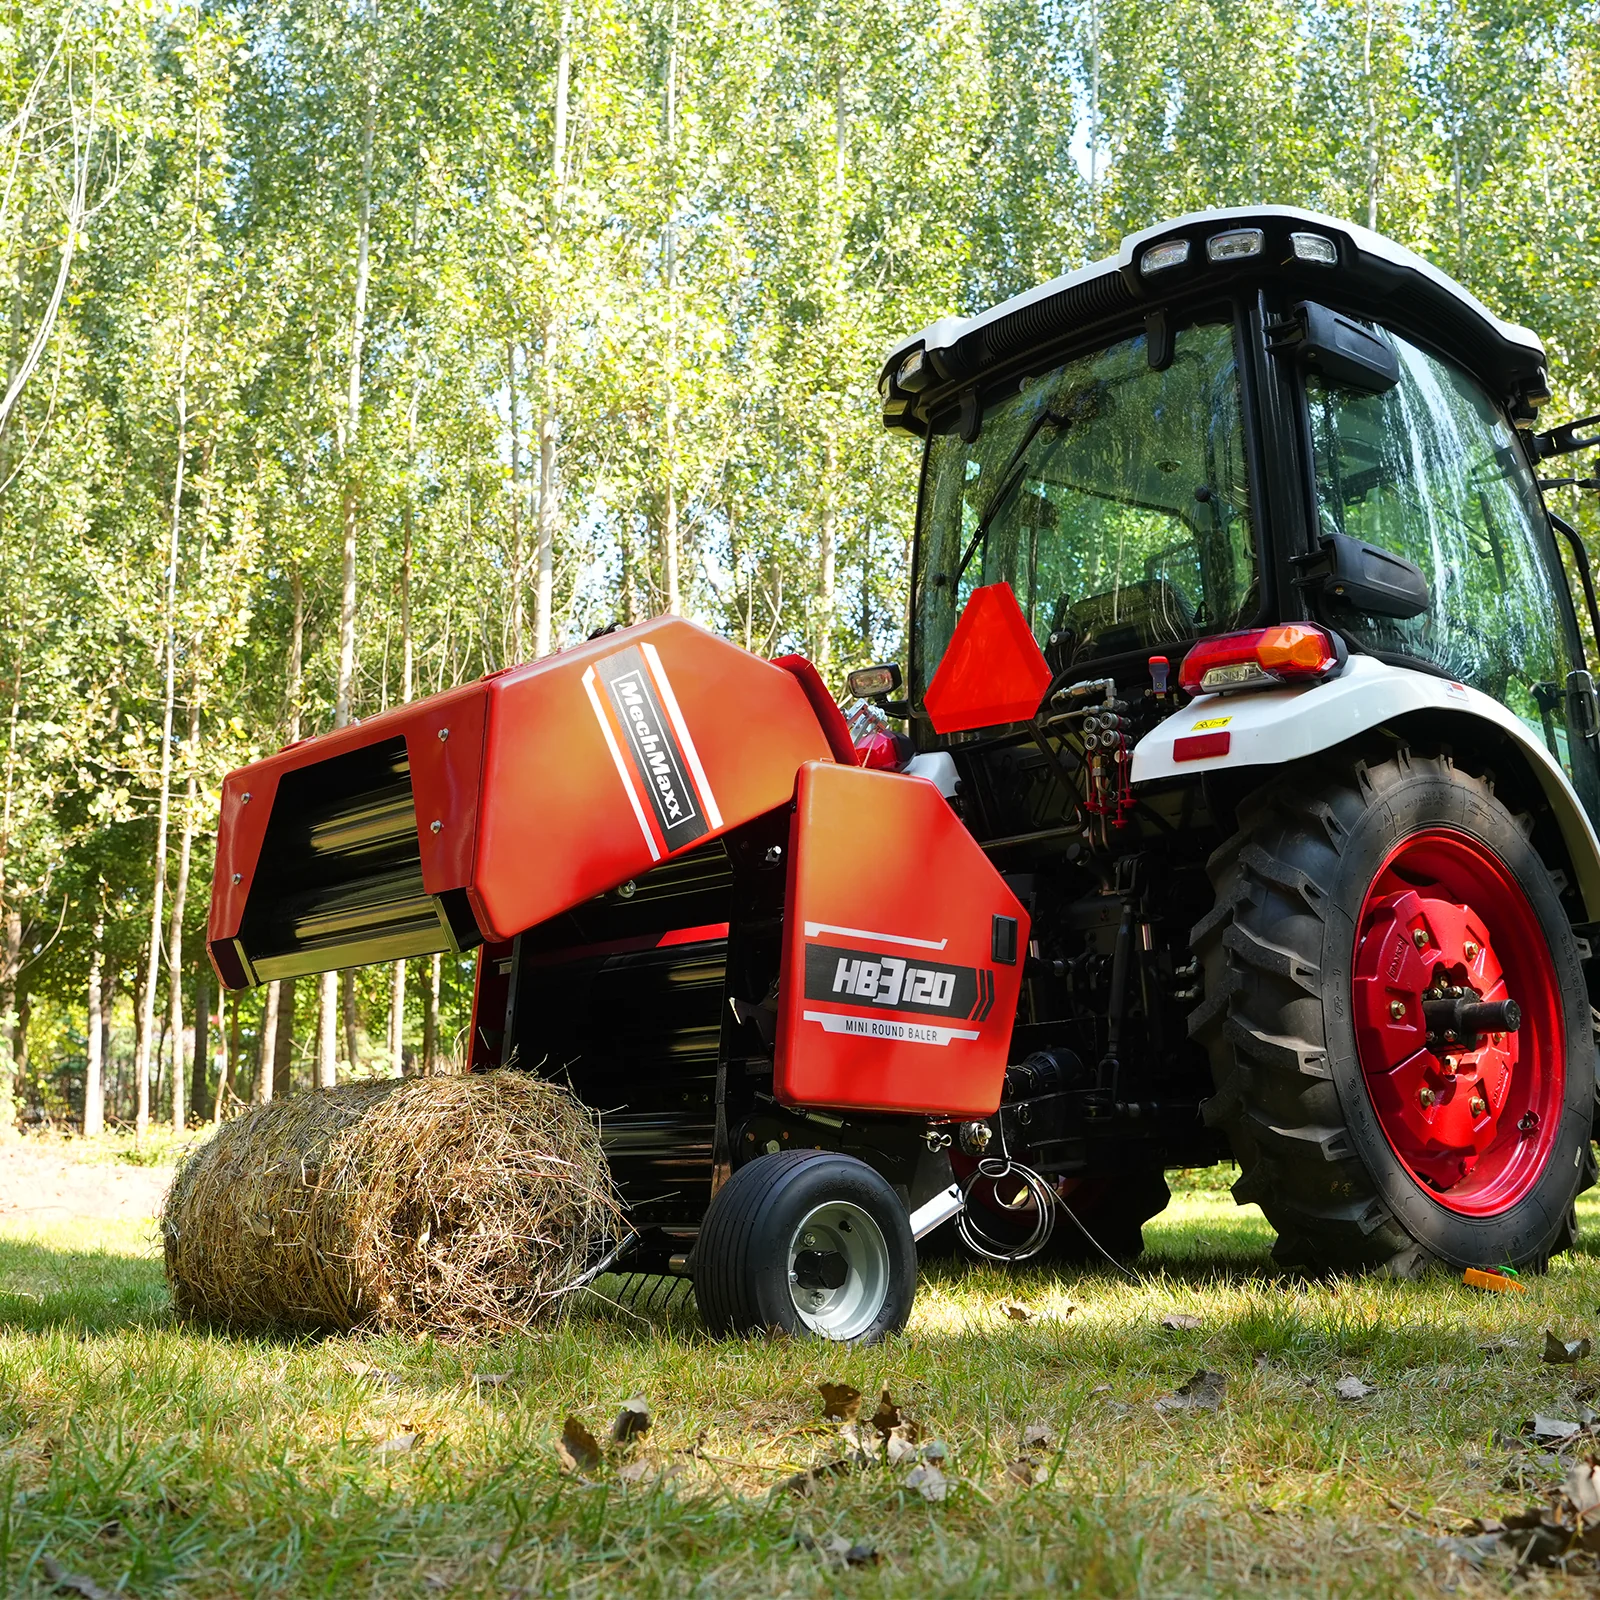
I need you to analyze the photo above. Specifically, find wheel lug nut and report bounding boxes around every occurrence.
[1419,1086,1436,1108]
[1389,1000,1407,1020]
[1464,941,1480,961]
[1470,1095,1487,1117]
[1413,928,1429,949]
[801,1234,815,1247]
[1442,1056,1457,1075]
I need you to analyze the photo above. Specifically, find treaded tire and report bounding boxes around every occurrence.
[693,1151,916,1342]
[1191,740,1596,1276]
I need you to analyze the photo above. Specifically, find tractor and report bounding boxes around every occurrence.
[208,205,1600,1342]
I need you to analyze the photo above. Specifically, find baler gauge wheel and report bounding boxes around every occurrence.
[692,1150,915,1343]
[787,1202,891,1340]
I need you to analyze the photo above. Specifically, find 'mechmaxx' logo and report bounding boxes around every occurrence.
[600,645,708,846]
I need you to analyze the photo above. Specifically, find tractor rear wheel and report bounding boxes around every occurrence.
[693,1150,916,1341]
[1192,741,1595,1276]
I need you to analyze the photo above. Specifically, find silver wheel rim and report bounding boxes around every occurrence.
[786,1201,890,1341]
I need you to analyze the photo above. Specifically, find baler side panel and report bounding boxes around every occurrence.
[774,761,1029,1118]
[208,679,491,988]
[469,617,834,942]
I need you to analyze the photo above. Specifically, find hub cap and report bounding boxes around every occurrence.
[1352,827,1564,1215]
[787,1202,890,1340]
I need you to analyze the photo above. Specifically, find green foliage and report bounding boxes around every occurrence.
[1,0,1598,1122]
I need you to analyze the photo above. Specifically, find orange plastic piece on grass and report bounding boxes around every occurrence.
[1463,1267,1527,1293]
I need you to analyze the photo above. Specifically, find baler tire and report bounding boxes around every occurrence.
[1192,740,1595,1277]
[693,1150,915,1342]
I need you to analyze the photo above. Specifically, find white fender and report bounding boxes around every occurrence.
[1130,653,1600,921]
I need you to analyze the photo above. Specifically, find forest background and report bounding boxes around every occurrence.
[2,0,1598,1135]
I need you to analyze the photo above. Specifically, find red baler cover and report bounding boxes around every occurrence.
[208,617,836,987]
[774,760,1029,1118]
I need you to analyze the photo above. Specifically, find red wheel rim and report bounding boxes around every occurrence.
[1352,827,1564,1216]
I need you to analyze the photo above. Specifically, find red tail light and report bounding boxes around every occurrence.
[1178,624,1342,695]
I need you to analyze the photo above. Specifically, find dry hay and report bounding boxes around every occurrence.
[161,1071,624,1337]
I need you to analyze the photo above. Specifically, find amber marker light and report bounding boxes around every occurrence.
[1178,623,1342,695]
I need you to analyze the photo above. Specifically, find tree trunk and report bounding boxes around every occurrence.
[134,115,205,1143]
[84,908,105,1136]
[325,52,378,1095]
[817,432,837,673]
[660,0,681,616]
[319,970,339,1089]
[102,963,117,1125]
[166,691,202,1129]
[342,969,358,1073]
[192,966,209,1120]
[535,0,571,659]
[0,907,19,1128]
[273,976,297,1098]
[389,961,406,1076]
[213,990,235,1125]
[423,951,441,1075]
[258,981,280,1103]
[508,338,523,661]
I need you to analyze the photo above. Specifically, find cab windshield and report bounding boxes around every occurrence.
[912,320,1257,704]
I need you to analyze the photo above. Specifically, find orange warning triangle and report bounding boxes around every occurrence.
[923,583,1053,734]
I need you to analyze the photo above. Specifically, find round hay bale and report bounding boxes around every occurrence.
[161,1071,623,1337]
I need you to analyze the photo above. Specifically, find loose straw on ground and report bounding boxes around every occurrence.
[161,1071,623,1337]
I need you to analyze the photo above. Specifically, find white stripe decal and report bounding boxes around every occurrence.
[803,1009,979,1046]
[640,640,723,830]
[582,664,661,863]
[803,921,948,950]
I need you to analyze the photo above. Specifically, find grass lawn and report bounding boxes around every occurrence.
[6,1169,1600,1596]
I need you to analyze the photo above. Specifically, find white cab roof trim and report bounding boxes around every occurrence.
[885,205,1545,371]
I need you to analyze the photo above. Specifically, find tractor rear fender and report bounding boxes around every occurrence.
[208,617,838,988]
[1131,652,1600,920]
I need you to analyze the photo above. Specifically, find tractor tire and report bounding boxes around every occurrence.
[1192,741,1596,1277]
[693,1150,916,1342]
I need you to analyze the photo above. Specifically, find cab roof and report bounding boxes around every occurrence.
[880,205,1550,436]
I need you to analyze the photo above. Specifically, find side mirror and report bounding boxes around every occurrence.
[1296,534,1430,620]
[1272,302,1400,395]
[847,663,902,700]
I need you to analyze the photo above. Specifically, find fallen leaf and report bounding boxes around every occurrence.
[556,1416,603,1474]
[374,1433,417,1456]
[818,1381,862,1422]
[472,1371,511,1388]
[1567,1459,1600,1514]
[1544,1330,1593,1364]
[886,1430,919,1467]
[1089,1384,1112,1396]
[812,1529,876,1568]
[1155,1370,1227,1413]
[618,1456,682,1487]
[1003,1303,1033,1322]
[611,1396,651,1448]
[1160,1312,1201,1332]
[1334,1376,1376,1401]
[39,1557,112,1600]
[1004,1457,1038,1486]
[869,1389,902,1437]
[1530,1414,1584,1442]
[920,1437,949,1462]
[904,1461,950,1501]
[1020,1422,1052,1453]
